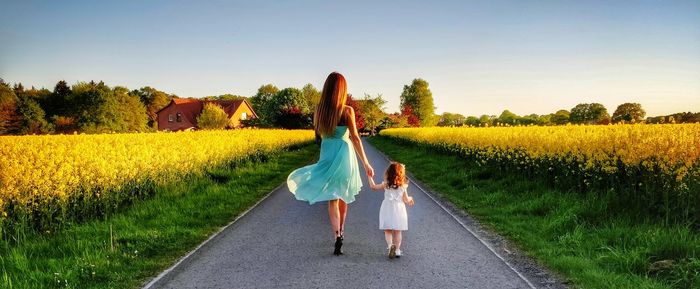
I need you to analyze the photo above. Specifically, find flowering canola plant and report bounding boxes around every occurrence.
[0,129,314,232]
[380,124,700,220]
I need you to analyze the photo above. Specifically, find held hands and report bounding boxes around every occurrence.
[367,175,376,186]
[364,162,374,178]
[367,174,385,191]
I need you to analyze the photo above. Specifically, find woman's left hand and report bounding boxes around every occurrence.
[364,163,374,178]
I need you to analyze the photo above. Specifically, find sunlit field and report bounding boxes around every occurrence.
[0,129,314,239]
[380,124,700,223]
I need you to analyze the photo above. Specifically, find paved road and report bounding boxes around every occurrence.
[146,139,534,289]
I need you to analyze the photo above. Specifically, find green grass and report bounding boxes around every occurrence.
[369,136,699,289]
[0,144,318,289]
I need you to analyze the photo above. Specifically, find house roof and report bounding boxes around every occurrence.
[157,98,258,126]
[217,99,258,119]
[172,98,200,105]
[176,99,204,125]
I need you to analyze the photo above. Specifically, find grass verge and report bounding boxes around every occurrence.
[369,136,699,289]
[0,144,318,289]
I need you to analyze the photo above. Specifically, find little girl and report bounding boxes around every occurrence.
[367,162,415,259]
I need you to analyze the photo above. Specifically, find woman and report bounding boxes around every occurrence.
[287,72,374,255]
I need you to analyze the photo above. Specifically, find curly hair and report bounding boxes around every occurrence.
[384,162,407,189]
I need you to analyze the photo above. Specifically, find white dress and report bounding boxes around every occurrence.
[379,183,408,231]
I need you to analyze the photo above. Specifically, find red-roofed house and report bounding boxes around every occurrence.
[156,98,257,131]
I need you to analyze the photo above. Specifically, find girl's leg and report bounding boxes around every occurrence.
[338,199,348,235]
[384,230,393,248]
[392,230,403,250]
[328,199,341,237]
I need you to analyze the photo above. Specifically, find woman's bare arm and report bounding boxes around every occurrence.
[345,106,374,177]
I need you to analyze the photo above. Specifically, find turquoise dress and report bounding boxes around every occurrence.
[287,125,363,204]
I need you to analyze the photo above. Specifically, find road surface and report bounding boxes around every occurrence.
[145,139,537,289]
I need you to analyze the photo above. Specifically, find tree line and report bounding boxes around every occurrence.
[0,78,395,135]
[0,77,438,135]
[1,77,695,135]
[0,79,181,135]
[437,102,700,127]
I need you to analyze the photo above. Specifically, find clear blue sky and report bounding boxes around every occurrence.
[1,0,699,116]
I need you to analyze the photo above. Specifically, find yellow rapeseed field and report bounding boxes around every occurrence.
[381,124,700,178]
[0,129,314,225]
[380,124,700,219]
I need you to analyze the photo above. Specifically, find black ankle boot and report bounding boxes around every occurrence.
[333,236,343,255]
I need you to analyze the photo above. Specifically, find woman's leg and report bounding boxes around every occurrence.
[328,199,341,237]
[384,230,393,248]
[338,199,348,235]
[393,230,403,250]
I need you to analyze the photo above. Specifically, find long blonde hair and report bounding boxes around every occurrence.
[314,72,348,137]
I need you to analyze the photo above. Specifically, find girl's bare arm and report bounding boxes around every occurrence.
[367,176,385,191]
[402,189,415,206]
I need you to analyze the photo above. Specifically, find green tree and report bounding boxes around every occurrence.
[400,78,437,126]
[17,95,53,134]
[115,87,149,132]
[40,80,72,119]
[538,114,552,125]
[197,103,229,130]
[570,103,610,124]
[68,81,149,133]
[647,112,700,124]
[132,86,176,128]
[301,83,321,109]
[478,115,493,126]
[438,112,466,126]
[551,109,570,125]
[18,86,52,113]
[497,110,519,125]
[465,116,480,126]
[360,93,387,134]
[69,81,113,132]
[588,103,610,124]
[518,113,542,125]
[203,94,246,101]
[41,80,75,132]
[249,84,279,127]
[674,112,700,123]
[569,104,588,124]
[13,85,54,134]
[270,87,312,128]
[612,103,646,123]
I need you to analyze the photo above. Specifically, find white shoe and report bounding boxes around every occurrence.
[395,249,402,258]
